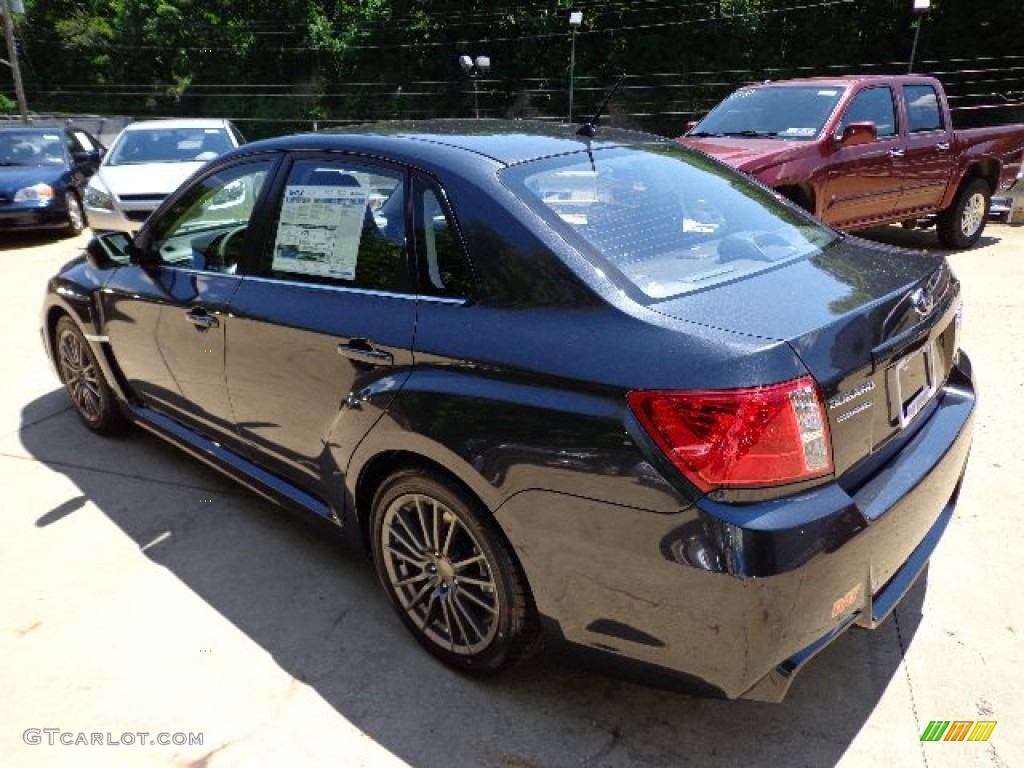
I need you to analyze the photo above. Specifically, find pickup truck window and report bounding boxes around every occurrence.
[904,84,944,133]
[690,86,846,141]
[837,87,897,138]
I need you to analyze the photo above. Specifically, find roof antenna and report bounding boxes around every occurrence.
[576,73,627,138]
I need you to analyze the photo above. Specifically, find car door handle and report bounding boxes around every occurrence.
[888,148,906,158]
[935,142,950,151]
[337,339,394,366]
[184,309,219,330]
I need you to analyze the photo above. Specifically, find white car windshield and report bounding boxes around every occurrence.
[107,127,232,166]
[502,145,839,300]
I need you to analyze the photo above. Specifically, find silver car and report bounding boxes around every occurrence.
[83,118,244,233]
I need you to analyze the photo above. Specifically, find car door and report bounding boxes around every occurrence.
[67,128,103,176]
[226,156,417,502]
[899,83,955,213]
[822,85,905,227]
[101,157,277,447]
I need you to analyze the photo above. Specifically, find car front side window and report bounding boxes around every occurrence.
[837,87,898,138]
[147,160,273,273]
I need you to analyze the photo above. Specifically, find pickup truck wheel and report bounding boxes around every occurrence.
[937,178,989,249]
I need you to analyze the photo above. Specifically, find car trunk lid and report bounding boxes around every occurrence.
[649,236,962,482]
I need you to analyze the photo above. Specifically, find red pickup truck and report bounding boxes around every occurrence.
[677,75,1024,248]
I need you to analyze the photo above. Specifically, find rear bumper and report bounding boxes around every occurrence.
[495,355,975,700]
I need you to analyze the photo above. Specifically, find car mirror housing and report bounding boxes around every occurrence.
[85,231,135,268]
[837,121,878,148]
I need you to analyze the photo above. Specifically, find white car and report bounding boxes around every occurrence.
[83,118,245,233]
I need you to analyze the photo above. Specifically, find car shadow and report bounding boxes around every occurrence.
[18,393,928,767]
[856,225,1000,253]
[0,229,81,251]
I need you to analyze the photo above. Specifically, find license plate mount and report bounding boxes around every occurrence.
[890,342,937,429]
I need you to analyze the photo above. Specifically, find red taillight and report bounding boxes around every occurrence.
[627,376,832,492]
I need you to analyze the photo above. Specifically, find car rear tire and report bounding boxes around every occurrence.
[64,191,85,237]
[369,469,539,674]
[937,178,989,249]
[55,315,127,435]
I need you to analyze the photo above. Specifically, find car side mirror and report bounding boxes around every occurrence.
[126,230,158,268]
[836,121,877,148]
[85,231,135,268]
[683,120,699,134]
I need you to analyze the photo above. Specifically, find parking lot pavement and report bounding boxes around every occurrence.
[2,225,1021,768]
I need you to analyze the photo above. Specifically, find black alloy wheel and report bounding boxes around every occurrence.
[55,315,126,434]
[370,470,539,673]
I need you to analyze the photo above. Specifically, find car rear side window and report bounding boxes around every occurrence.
[258,159,412,293]
[904,85,944,133]
[413,178,473,299]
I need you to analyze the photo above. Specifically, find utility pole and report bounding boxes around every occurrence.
[908,0,931,74]
[568,11,582,123]
[1,0,29,124]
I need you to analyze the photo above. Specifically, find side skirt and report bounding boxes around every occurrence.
[128,404,339,526]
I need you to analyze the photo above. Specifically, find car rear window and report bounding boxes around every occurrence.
[501,145,839,300]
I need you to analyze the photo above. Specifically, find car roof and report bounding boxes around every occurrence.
[240,119,671,167]
[744,75,938,89]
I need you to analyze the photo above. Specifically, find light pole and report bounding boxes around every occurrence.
[1,0,29,124]
[458,54,490,119]
[908,0,930,74]
[568,11,582,123]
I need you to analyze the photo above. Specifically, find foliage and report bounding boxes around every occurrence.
[3,0,1021,138]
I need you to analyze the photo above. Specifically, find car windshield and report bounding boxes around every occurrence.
[502,144,839,301]
[106,127,232,166]
[0,131,66,166]
[690,85,846,140]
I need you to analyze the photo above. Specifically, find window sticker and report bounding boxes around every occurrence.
[779,127,817,137]
[272,183,368,279]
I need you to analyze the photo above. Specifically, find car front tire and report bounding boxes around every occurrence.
[55,315,126,434]
[370,469,540,674]
[63,191,86,237]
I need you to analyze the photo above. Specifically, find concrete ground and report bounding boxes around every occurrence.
[1,222,1021,768]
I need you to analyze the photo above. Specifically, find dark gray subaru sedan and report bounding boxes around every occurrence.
[41,120,974,701]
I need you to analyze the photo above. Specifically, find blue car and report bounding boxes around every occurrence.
[0,125,105,237]
[41,121,975,700]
